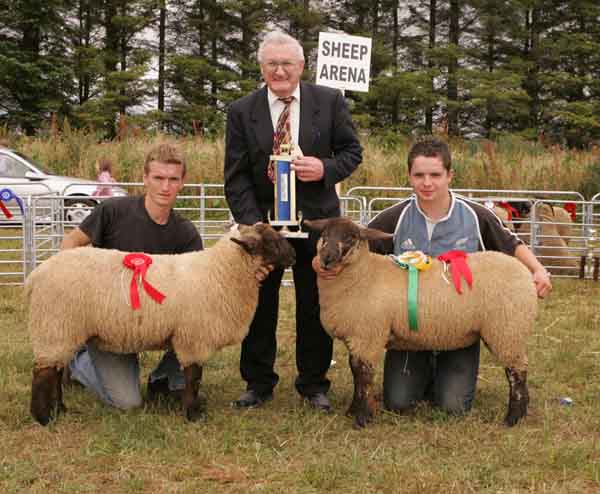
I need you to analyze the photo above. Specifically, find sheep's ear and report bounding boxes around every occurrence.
[534,200,554,216]
[302,219,330,232]
[231,235,259,255]
[359,227,394,242]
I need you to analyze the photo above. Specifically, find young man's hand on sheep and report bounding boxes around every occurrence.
[513,244,552,298]
[311,256,342,280]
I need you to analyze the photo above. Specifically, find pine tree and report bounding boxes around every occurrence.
[0,0,74,134]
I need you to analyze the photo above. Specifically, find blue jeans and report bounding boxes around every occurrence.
[383,340,480,415]
[69,343,185,410]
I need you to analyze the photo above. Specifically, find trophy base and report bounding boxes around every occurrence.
[279,228,309,239]
[269,222,308,238]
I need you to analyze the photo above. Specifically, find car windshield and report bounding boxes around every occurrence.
[13,151,55,175]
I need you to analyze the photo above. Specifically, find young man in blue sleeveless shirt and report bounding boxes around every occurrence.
[315,138,551,417]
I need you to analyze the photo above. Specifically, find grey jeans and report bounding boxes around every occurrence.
[382,340,480,415]
[69,343,185,410]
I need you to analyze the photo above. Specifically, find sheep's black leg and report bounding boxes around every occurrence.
[31,366,61,425]
[504,367,528,426]
[55,367,67,414]
[346,354,361,417]
[182,363,206,422]
[347,355,376,428]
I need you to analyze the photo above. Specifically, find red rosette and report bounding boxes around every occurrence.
[563,202,577,222]
[437,250,473,294]
[123,253,166,310]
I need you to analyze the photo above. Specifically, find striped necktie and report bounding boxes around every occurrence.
[267,96,294,182]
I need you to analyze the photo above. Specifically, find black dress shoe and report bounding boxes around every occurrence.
[147,377,183,402]
[306,392,332,413]
[232,390,273,409]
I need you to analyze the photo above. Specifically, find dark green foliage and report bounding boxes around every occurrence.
[0,0,598,146]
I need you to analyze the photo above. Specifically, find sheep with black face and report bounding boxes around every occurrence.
[305,217,537,428]
[26,223,296,425]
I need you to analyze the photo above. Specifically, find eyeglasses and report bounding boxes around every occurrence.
[263,60,298,72]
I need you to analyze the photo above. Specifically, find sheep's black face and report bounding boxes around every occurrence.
[254,224,296,269]
[316,218,361,270]
[303,217,394,270]
[509,201,532,218]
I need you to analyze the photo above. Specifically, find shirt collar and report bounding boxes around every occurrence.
[412,191,456,223]
[267,85,301,107]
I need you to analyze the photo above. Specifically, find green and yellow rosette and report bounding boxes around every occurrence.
[389,251,432,332]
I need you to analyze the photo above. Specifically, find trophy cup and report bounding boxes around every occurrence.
[269,143,308,238]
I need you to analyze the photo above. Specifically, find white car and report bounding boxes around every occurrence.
[0,148,127,223]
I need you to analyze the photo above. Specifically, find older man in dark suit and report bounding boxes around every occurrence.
[224,30,363,411]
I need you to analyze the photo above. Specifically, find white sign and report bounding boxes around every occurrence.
[316,32,371,93]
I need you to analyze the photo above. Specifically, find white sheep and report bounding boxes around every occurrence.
[304,217,537,428]
[26,223,296,425]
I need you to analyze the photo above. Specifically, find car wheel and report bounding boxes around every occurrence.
[64,198,97,224]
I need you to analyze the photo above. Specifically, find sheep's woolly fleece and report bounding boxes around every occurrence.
[26,227,274,369]
[316,235,537,371]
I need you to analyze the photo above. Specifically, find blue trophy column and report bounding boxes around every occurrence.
[276,159,291,221]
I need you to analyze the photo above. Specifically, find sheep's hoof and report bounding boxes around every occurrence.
[504,401,528,427]
[33,411,53,426]
[184,393,208,422]
[31,402,61,426]
[353,415,369,429]
[350,405,374,429]
[31,397,65,425]
[345,401,360,418]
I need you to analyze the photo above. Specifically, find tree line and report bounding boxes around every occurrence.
[0,0,598,147]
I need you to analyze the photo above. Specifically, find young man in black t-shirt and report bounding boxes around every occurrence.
[61,143,203,410]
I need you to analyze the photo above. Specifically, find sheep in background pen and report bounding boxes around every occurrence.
[491,202,517,232]
[513,202,578,275]
[509,200,577,240]
[304,217,537,429]
[26,223,296,426]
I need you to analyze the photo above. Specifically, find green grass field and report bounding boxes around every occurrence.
[1,279,600,493]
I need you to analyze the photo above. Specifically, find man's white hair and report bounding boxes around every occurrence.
[257,31,305,63]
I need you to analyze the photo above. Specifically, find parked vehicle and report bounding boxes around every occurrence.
[0,148,127,223]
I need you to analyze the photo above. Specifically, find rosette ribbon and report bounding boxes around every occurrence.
[496,201,520,221]
[0,188,25,219]
[390,251,432,332]
[122,253,166,310]
[437,250,472,294]
[563,202,577,222]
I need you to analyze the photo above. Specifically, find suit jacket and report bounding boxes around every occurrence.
[224,82,363,225]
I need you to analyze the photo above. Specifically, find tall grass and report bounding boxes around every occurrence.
[3,129,599,198]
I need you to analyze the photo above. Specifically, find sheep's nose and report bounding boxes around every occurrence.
[321,251,336,269]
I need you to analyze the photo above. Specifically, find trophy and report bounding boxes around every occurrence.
[269,143,308,238]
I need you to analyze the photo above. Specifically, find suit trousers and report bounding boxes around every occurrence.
[240,236,333,397]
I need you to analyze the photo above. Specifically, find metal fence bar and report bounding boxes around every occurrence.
[2,184,598,286]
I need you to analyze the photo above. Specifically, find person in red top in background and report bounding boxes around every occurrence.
[92,157,117,197]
